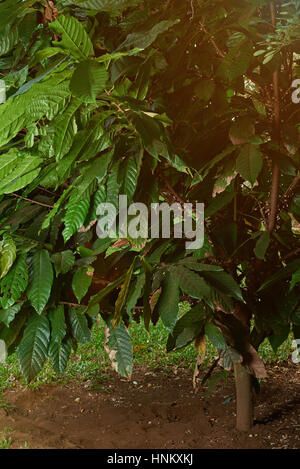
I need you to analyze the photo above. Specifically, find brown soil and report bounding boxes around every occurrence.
[0,362,299,449]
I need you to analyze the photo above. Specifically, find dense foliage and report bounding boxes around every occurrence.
[0,0,299,428]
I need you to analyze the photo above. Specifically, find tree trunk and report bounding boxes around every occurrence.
[234,363,253,432]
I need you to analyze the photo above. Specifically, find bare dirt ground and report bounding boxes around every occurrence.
[0,362,299,449]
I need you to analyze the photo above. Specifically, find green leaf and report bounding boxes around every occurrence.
[112,259,135,328]
[121,156,139,203]
[49,305,67,344]
[70,60,108,102]
[54,98,81,159]
[51,250,75,276]
[18,312,51,383]
[72,266,94,303]
[217,39,253,82]
[0,151,42,195]
[0,25,18,57]
[69,306,92,344]
[74,0,139,15]
[50,14,94,59]
[290,269,300,292]
[205,187,235,218]
[254,231,270,260]
[0,254,28,308]
[119,20,178,51]
[126,272,145,315]
[0,302,23,327]
[105,323,133,377]
[194,79,215,102]
[49,336,72,374]
[0,82,70,148]
[236,144,263,185]
[229,117,255,145]
[291,309,300,326]
[167,303,207,351]
[62,196,90,242]
[157,271,179,331]
[172,266,211,300]
[258,259,300,292]
[27,250,54,314]
[269,325,290,353]
[177,258,223,272]
[0,234,16,279]
[73,151,112,201]
[205,323,227,351]
[201,271,244,302]
[48,305,71,373]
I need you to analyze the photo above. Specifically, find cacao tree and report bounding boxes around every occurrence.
[0,0,299,433]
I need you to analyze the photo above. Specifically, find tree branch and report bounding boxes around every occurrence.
[267,2,281,234]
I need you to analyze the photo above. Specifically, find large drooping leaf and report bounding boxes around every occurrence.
[49,305,67,344]
[18,312,51,383]
[126,272,145,315]
[167,303,207,352]
[172,266,211,300]
[217,39,253,82]
[118,20,178,51]
[0,302,23,327]
[120,155,140,203]
[70,60,108,102]
[73,0,140,15]
[73,151,113,201]
[72,266,94,303]
[104,323,133,377]
[205,187,235,218]
[157,271,179,331]
[49,336,72,374]
[0,25,18,57]
[0,83,70,147]
[48,305,71,373]
[177,258,223,272]
[0,254,28,308]
[236,144,263,185]
[27,250,54,314]
[290,269,300,292]
[0,151,42,195]
[50,14,94,59]
[112,259,135,327]
[69,306,92,344]
[51,250,75,276]
[0,234,16,279]
[0,309,27,349]
[205,323,227,351]
[201,271,244,302]
[254,231,270,260]
[54,98,81,159]
[62,196,90,242]
[258,259,300,292]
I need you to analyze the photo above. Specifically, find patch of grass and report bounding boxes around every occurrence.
[258,333,294,363]
[0,302,295,391]
[0,427,13,449]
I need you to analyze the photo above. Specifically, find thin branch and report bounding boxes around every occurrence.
[282,247,300,262]
[283,176,300,200]
[199,19,226,58]
[10,193,54,209]
[267,2,281,234]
